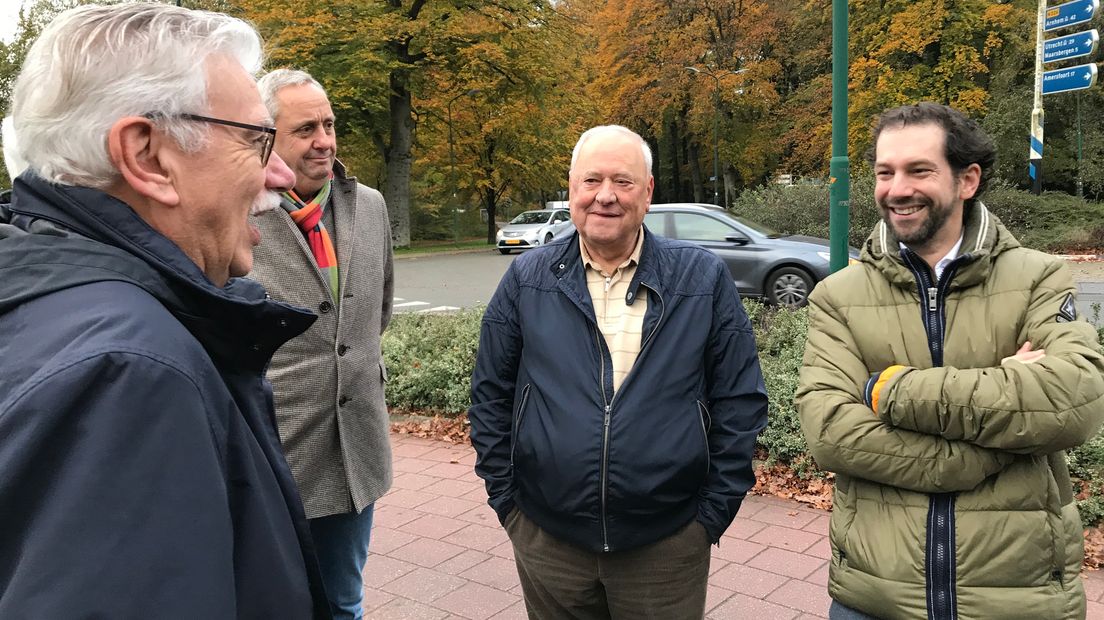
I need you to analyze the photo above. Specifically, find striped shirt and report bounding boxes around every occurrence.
[580,229,647,393]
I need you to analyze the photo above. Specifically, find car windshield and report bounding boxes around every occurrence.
[732,215,784,238]
[510,210,552,225]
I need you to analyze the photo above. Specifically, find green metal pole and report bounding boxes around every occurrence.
[829,0,850,273]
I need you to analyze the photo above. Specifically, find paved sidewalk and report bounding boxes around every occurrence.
[367,433,1104,619]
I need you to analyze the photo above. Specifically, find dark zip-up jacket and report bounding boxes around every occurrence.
[469,228,768,552]
[0,174,331,619]
[797,204,1104,619]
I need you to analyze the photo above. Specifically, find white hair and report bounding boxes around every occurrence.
[570,125,653,175]
[10,3,265,189]
[257,68,327,120]
[2,116,27,180]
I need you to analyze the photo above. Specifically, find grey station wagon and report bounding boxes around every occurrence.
[555,203,857,308]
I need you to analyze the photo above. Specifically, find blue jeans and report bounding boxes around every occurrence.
[829,600,882,620]
[309,504,375,620]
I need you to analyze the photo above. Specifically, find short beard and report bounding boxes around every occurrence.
[878,190,955,250]
[250,191,283,216]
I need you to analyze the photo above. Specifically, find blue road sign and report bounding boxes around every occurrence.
[1045,0,1100,32]
[1044,29,1099,63]
[1042,63,1098,94]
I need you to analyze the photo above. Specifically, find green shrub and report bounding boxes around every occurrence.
[743,300,810,464]
[728,175,885,249]
[382,308,483,414]
[729,177,1104,253]
[982,183,1104,253]
[383,298,1104,526]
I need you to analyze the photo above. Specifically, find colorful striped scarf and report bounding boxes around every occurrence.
[281,177,339,301]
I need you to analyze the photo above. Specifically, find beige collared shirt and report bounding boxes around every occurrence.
[580,229,648,393]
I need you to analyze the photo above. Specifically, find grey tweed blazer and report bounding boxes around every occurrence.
[247,161,394,519]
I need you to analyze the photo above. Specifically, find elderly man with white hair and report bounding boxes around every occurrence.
[470,125,770,619]
[0,4,329,617]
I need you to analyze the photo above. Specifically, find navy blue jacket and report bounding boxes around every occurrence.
[469,229,768,552]
[0,175,330,619]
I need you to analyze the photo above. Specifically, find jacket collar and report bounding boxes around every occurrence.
[1,173,316,369]
[547,225,663,312]
[861,201,1020,289]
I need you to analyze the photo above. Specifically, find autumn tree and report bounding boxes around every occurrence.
[235,0,585,247]
[409,1,594,243]
[587,0,786,205]
[847,0,1020,157]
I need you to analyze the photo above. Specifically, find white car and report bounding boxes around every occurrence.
[495,209,572,254]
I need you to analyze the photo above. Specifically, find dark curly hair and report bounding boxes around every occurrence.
[867,102,997,208]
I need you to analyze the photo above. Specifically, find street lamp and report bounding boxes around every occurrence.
[685,66,746,208]
[447,89,481,244]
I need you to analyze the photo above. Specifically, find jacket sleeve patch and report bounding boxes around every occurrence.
[1056,293,1078,323]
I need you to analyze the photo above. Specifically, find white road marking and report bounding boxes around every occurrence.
[393,301,430,308]
[417,306,460,313]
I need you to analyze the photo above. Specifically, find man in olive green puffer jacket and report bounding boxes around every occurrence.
[797,102,1104,620]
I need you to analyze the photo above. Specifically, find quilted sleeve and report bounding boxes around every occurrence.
[796,282,1013,492]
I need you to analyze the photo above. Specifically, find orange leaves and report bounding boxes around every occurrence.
[1085,527,1104,570]
[391,415,471,445]
[752,459,834,511]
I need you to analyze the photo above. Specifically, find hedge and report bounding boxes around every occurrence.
[383,302,1104,526]
[729,177,1104,253]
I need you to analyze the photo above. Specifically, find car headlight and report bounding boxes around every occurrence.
[817,251,861,266]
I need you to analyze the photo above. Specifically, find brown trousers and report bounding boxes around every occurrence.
[505,509,711,619]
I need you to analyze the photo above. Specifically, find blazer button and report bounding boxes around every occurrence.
[319,300,333,314]
[338,395,350,406]
[337,344,349,356]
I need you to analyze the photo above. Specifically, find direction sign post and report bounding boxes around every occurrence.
[1043,29,1099,63]
[1042,63,1099,94]
[1031,0,1101,194]
[1044,0,1101,32]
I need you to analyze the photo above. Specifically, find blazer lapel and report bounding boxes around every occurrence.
[331,171,358,298]
[276,207,332,296]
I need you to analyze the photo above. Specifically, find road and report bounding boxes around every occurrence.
[392,249,514,313]
[393,250,1104,324]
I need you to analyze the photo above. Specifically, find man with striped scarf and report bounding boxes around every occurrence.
[249,68,395,620]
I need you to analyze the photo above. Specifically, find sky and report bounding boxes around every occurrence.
[0,0,27,43]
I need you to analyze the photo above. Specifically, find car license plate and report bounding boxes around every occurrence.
[505,239,520,245]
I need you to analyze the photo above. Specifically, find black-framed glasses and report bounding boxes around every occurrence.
[148,113,276,166]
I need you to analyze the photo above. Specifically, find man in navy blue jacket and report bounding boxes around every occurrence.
[469,125,769,618]
[0,4,329,617]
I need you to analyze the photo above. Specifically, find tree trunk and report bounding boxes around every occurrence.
[687,139,704,203]
[483,187,498,244]
[723,166,737,211]
[667,118,681,203]
[384,71,413,248]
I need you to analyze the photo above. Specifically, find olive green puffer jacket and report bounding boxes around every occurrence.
[797,204,1104,619]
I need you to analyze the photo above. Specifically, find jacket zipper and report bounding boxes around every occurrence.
[509,384,531,467]
[697,400,711,477]
[593,325,613,552]
[593,282,664,552]
[902,250,962,620]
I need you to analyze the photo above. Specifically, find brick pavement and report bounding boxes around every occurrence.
[368,433,1104,619]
